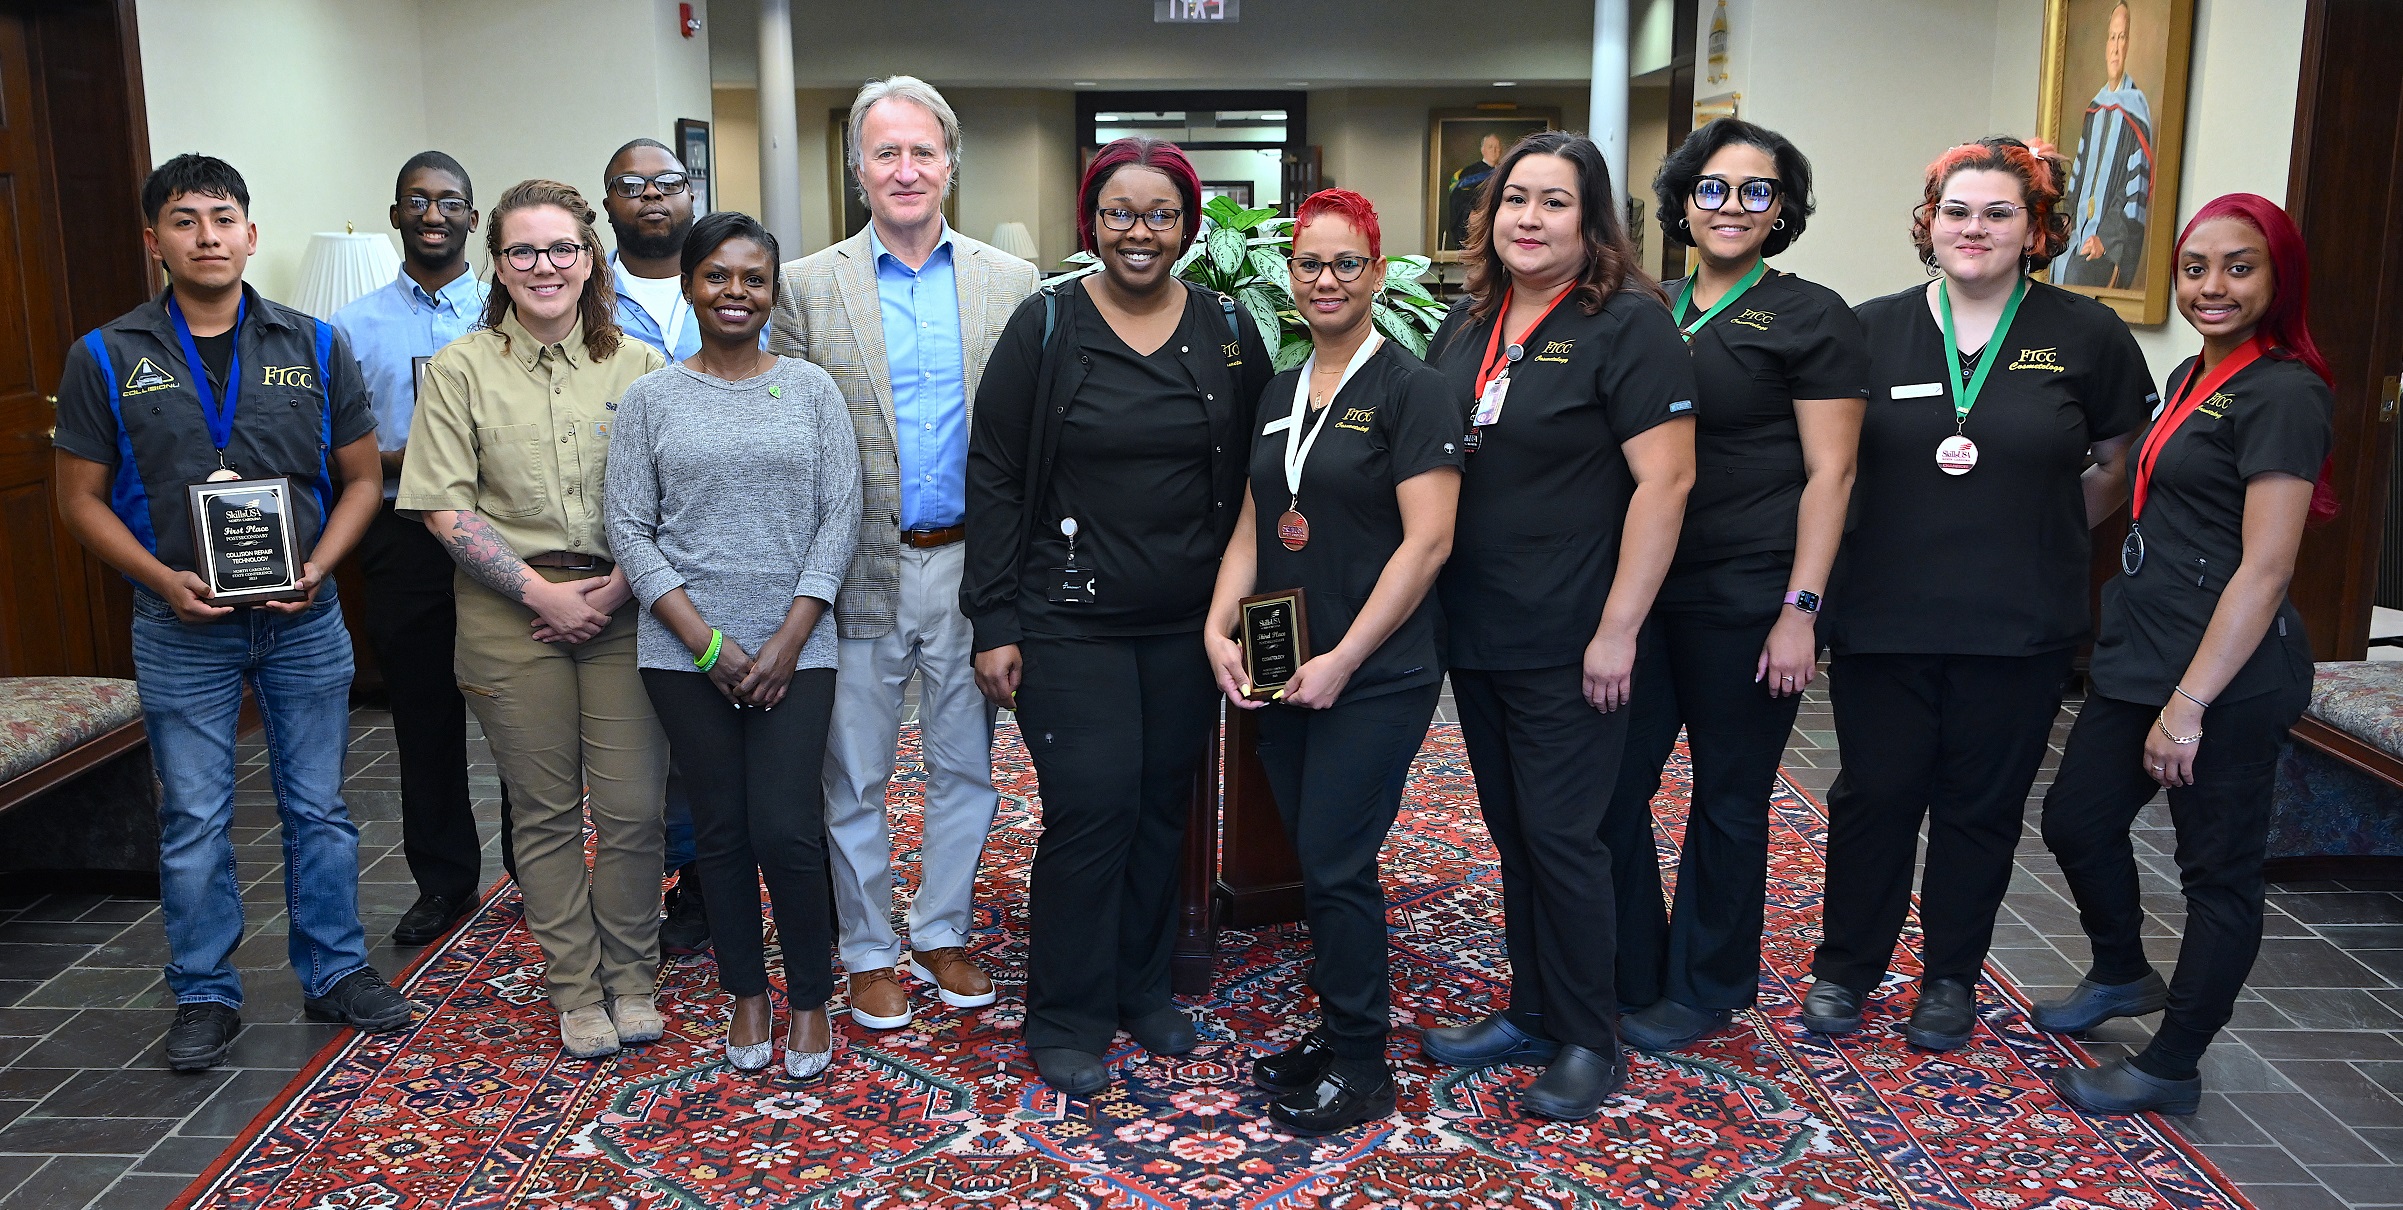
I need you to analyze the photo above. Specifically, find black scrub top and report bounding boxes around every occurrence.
[2090,354,2332,707]
[1429,288,1698,671]
[1020,291,1221,638]
[1824,280,2153,657]
[1670,269,1872,567]
[1249,340,1464,705]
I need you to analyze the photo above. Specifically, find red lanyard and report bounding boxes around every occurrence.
[1475,285,1574,399]
[2132,335,2265,522]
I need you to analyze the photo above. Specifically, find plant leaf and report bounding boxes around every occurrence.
[1247,246,1288,286]
[1237,284,1284,354]
[1234,205,1280,231]
[1383,254,1433,284]
[1173,239,1208,278]
[1207,225,1248,278]
[1371,302,1428,356]
[1203,194,1246,225]
[1272,337,1313,373]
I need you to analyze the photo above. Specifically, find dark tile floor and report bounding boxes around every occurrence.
[0,684,2396,1208]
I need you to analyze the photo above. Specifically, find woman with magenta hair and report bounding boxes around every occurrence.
[962,137,1272,1095]
[1203,189,1460,1134]
[2036,195,2335,1116]
[1802,137,2153,1052]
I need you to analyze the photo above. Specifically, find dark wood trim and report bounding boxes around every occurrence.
[0,718,146,815]
[2290,713,2403,788]
[2265,854,2403,884]
[1212,707,1304,929]
[1171,713,1222,996]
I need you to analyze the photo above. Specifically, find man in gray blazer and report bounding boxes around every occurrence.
[770,76,1039,1031]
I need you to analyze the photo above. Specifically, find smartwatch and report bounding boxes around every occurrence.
[1783,589,1822,615]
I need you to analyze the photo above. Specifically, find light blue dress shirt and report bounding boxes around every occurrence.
[331,265,488,497]
[870,224,969,531]
[611,252,703,362]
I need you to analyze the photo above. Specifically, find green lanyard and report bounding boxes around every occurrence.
[1936,276,2029,428]
[1672,259,1770,343]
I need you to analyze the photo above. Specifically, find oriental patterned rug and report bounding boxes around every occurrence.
[171,724,2248,1210]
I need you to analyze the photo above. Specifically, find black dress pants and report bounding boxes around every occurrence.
[1451,663,1631,1051]
[1603,602,1800,1012]
[2039,685,2306,1076]
[1254,681,1441,1060]
[358,502,505,899]
[640,667,837,1006]
[1016,633,1220,1053]
[1812,648,2074,991]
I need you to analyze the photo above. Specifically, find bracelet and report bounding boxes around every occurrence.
[2155,714,2202,745]
[694,628,724,672]
[2173,685,2212,710]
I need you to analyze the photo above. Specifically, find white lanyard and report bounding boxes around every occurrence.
[1276,333,1382,501]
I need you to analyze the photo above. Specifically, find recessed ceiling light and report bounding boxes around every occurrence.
[1073,81,1099,87]
[1284,81,1310,87]
[1493,80,1518,87]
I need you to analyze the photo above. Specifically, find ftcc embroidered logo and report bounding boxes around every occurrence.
[1336,405,1376,433]
[259,365,316,391]
[2195,390,2236,419]
[122,357,178,396]
[1733,308,1776,331]
[1534,339,1576,364]
[2009,347,2068,372]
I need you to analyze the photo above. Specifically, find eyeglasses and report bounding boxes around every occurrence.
[1931,202,2029,229]
[499,241,587,272]
[1096,206,1184,232]
[401,196,471,217]
[608,171,690,199]
[1692,175,1782,213]
[1291,254,1374,283]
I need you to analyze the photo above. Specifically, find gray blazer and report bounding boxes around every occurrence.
[768,227,1039,639]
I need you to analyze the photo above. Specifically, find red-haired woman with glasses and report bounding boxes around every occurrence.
[962,137,1272,1096]
[1801,137,2152,1052]
[2036,195,2334,1115]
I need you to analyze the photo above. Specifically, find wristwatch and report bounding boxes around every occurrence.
[1783,589,1822,615]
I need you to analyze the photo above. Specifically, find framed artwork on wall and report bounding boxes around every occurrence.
[2036,0,2197,325]
[1425,106,1561,262]
[675,118,713,213]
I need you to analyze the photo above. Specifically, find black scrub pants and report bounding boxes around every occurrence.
[1254,681,1441,1060]
[1603,600,1800,1012]
[640,668,837,1008]
[1811,648,2074,991]
[1016,633,1220,1054]
[1452,664,1631,1051]
[2039,684,2306,1079]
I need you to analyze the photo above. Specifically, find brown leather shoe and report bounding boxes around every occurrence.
[908,946,997,1008]
[846,967,913,1029]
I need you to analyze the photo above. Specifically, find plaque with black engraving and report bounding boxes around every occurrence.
[1238,588,1311,701]
[187,477,306,604]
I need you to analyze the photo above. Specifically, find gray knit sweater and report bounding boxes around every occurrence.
[604,357,862,673]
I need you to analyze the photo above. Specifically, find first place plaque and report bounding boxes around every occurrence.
[1238,588,1311,701]
[187,477,306,604]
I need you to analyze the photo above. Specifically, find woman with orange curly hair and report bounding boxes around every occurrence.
[1799,137,2152,1052]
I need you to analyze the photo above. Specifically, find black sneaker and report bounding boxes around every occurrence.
[661,868,711,956]
[164,1002,242,1072]
[392,892,470,946]
[303,968,417,1032]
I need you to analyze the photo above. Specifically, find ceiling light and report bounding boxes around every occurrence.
[1493,80,1518,87]
[1073,81,1099,87]
[1284,81,1310,87]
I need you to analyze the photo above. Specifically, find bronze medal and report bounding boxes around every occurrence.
[1277,508,1309,551]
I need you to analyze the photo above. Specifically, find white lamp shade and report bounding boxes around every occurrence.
[290,232,402,320]
[990,221,1038,261]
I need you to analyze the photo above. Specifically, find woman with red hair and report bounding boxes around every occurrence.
[962,137,1272,1096]
[2036,195,2334,1115]
[1802,137,2153,1052]
[1203,189,1461,1134]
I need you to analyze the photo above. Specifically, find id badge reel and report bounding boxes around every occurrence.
[1464,348,1517,454]
[1046,517,1096,605]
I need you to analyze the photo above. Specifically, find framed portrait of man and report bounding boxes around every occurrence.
[1426,107,1561,263]
[2038,0,2197,325]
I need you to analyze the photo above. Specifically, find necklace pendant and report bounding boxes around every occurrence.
[206,466,241,482]
[1276,508,1309,551]
[1935,434,1979,476]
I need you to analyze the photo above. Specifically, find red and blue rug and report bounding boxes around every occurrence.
[172,725,2246,1209]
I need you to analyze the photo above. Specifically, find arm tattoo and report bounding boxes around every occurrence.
[440,511,533,603]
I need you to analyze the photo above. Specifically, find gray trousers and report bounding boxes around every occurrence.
[823,542,1000,970]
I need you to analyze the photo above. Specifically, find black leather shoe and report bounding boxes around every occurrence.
[392,892,469,946]
[1619,999,1733,1052]
[1521,1043,1627,1121]
[1269,1060,1397,1135]
[1798,981,1866,1034]
[1253,1029,1337,1095]
[2031,972,2169,1034]
[164,1002,241,1071]
[2052,1056,2201,1115]
[1905,978,1977,1051]
[660,869,711,957]
[1420,1013,1560,1068]
[303,968,417,1032]
[1122,1006,1198,1056]
[1030,1047,1109,1096]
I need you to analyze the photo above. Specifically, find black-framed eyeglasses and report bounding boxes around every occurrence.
[1097,206,1183,232]
[608,171,690,199]
[499,241,586,272]
[1291,254,1374,283]
[401,196,471,217]
[1692,175,1782,213]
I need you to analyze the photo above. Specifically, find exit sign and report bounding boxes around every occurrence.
[1156,0,1238,21]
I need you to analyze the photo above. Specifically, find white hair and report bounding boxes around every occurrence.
[847,75,960,200]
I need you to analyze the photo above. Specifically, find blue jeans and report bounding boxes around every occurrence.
[132,588,371,1007]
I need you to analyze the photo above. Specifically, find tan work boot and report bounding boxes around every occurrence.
[909,946,997,1008]
[608,993,665,1045]
[559,1003,621,1059]
[847,967,914,1029]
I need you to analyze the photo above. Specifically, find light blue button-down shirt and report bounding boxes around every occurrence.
[332,265,488,496]
[870,223,969,531]
[611,251,702,362]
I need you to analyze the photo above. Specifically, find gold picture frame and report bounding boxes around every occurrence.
[2035,0,2197,325]
[1425,106,1561,263]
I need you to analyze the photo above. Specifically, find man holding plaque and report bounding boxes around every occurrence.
[53,154,411,1073]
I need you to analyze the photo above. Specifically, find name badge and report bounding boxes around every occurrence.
[1045,566,1096,605]
[1890,382,1943,400]
[1472,376,1510,427]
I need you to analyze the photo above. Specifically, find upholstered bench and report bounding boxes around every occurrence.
[0,677,160,894]
[2267,661,2403,882]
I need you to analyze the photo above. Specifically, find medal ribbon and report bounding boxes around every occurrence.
[1283,332,1384,501]
[168,292,249,453]
[2131,335,2265,523]
[1474,284,1574,400]
[1935,276,2030,429]
[1671,259,1769,343]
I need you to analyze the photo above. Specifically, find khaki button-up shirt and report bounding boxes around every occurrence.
[397,310,665,558]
